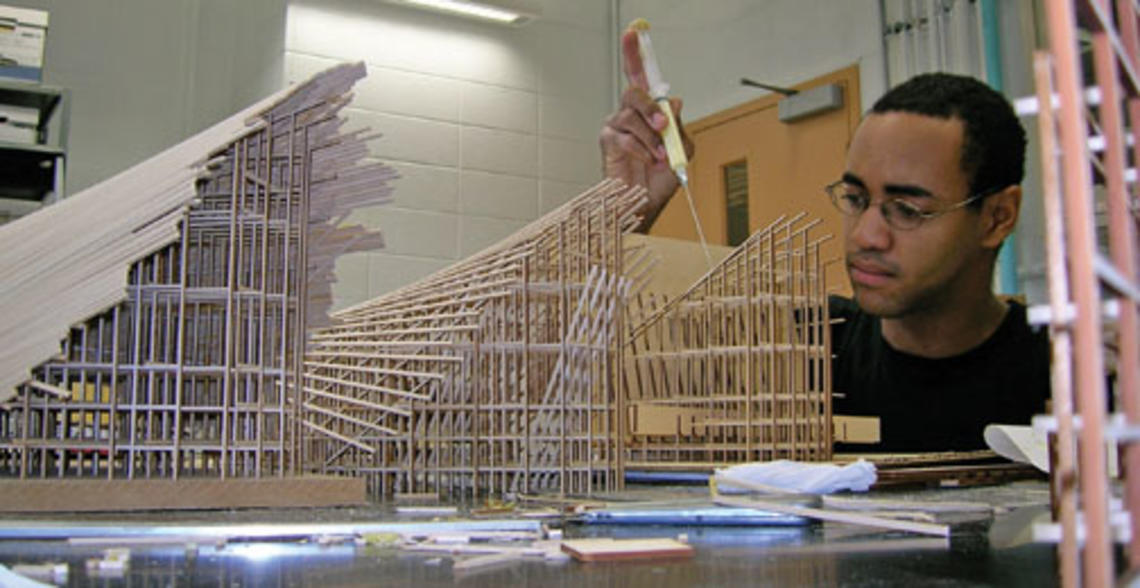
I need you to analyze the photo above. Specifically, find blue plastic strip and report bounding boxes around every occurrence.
[624,470,711,484]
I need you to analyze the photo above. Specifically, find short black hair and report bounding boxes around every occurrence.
[870,73,1026,204]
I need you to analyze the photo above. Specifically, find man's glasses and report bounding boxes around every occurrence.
[824,180,991,231]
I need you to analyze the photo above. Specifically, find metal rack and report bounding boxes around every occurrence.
[0,79,68,211]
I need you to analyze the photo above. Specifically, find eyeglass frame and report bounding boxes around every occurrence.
[824,179,1002,231]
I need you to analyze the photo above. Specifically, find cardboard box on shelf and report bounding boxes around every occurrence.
[0,103,38,143]
[0,5,48,82]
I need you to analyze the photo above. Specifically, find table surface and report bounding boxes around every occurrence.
[0,481,1062,587]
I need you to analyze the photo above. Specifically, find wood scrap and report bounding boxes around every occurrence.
[834,450,1000,467]
[471,506,517,518]
[560,537,694,562]
[395,506,459,516]
[452,551,523,572]
[819,495,995,515]
[712,494,950,537]
[394,492,441,504]
[832,415,881,444]
[0,477,367,512]
[873,463,1045,488]
[760,536,948,555]
[404,543,538,557]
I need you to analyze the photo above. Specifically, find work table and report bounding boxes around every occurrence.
[0,481,1061,586]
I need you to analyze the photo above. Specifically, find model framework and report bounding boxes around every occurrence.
[0,63,836,503]
[623,214,832,469]
[300,179,646,497]
[0,63,395,482]
[1032,0,1140,585]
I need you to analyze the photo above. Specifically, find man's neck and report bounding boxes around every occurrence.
[880,294,1009,358]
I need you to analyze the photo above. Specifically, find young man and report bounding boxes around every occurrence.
[600,31,1049,451]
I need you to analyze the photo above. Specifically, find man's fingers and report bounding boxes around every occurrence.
[601,128,657,166]
[622,85,666,132]
[621,29,648,90]
[606,100,665,161]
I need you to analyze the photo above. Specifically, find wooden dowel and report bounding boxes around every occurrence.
[713,494,950,538]
[302,384,413,417]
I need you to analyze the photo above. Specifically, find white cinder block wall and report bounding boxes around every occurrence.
[292,1,1034,308]
[19,0,285,196]
[617,1,1045,301]
[617,1,887,122]
[286,0,615,310]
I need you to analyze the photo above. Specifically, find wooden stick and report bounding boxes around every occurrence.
[713,494,950,537]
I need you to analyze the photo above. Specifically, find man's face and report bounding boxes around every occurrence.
[842,112,989,318]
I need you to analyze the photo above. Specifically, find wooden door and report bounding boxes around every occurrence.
[650,65,862,295]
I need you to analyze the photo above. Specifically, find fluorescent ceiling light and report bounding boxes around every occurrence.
[390,0,539,25]
[406,0,517,22]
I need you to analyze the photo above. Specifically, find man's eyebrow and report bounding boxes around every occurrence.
[841,174,934,198]
[883,183,934,198]
[841,172,866,189]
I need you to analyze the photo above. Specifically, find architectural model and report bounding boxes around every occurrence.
[0,62,836,505]
[1031,1,1140,585]
[0,63,394,483]
[301,180,645,497]
[624,214,832,470]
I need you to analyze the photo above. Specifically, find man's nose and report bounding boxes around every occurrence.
[848,204,892,251]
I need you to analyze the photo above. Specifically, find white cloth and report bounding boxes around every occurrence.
[0,564,54,588]
[716,459,877,494]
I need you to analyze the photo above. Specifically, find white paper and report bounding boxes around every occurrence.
[984,424,1119,477]
[984,424,1050,473]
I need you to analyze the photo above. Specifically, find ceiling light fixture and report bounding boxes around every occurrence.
[388,0,540,25]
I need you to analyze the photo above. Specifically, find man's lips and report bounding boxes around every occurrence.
[848,255,897,287]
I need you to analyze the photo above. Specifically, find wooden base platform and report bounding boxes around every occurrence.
[0,476,367,512]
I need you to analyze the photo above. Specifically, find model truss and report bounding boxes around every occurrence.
[300,195,833,498]
[1031,0,1140,586]
[0,62,837,502]
[0,63,394,481]
[300,180,647,497]
[624,214,832,469]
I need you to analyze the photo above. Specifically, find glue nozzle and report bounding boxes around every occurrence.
[627,19,689,187]
[629,18,707,267]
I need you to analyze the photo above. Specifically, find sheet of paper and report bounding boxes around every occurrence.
[984,425,1050,472]
[984,424,1118,476]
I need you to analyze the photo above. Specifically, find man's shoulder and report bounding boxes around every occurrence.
[991,298,1051,366]
[994,299,1048,345]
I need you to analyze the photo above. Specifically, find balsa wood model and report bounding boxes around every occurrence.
[0,62,838,506]
[0,63,394,489]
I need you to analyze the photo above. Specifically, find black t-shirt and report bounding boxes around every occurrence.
[830,295,1050,452]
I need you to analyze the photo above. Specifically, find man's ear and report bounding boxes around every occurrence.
[979,185,1021,249]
